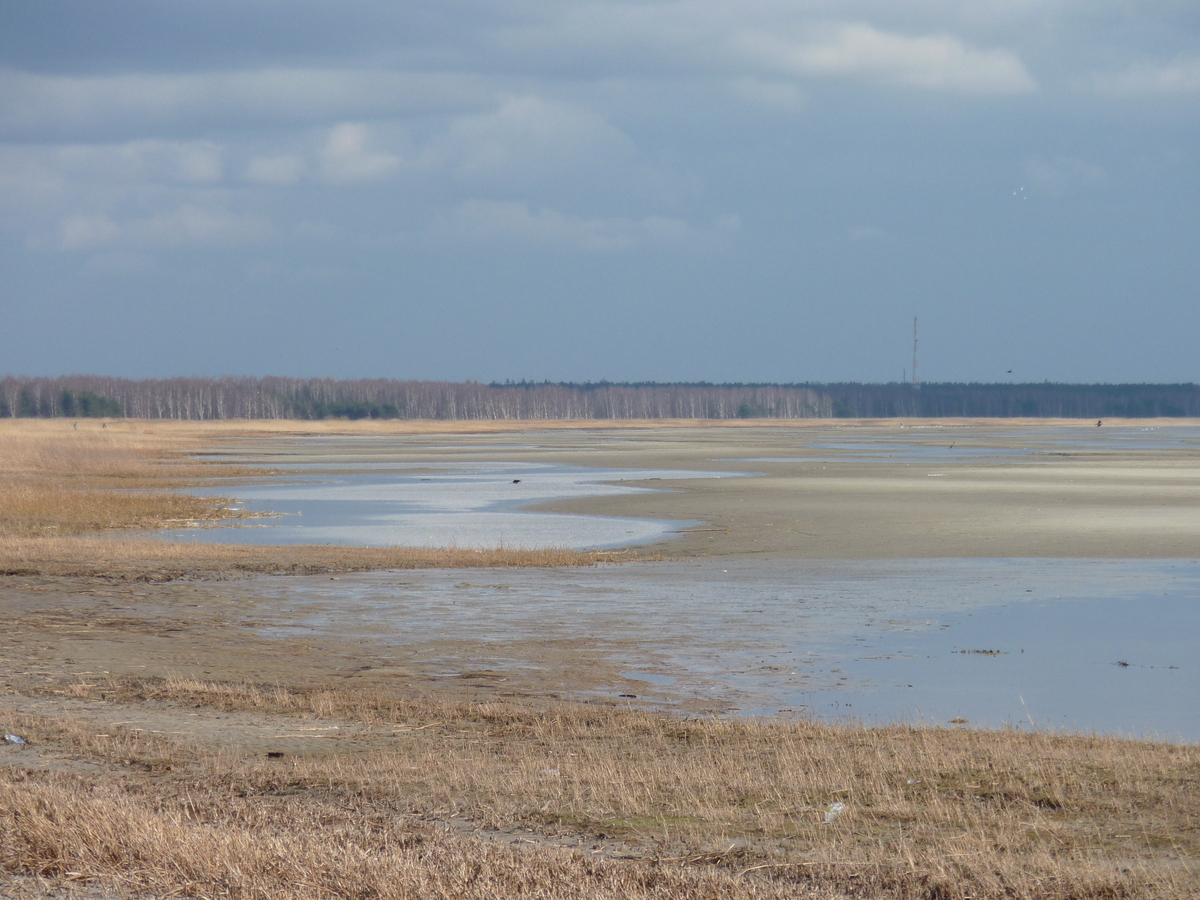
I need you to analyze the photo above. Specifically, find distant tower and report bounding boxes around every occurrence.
[912,317,920,389]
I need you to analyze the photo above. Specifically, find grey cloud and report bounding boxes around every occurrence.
[739,23,1037,93]
[0,68,496,140]
[482,2,1042,94]
[307,98,639,190]
[2,139,233,242]
[319,124,402,184]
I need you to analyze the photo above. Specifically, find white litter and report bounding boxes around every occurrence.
[4,734,27,746]
[824,801,846,823]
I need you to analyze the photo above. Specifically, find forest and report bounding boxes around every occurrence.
[2,375,1197,421]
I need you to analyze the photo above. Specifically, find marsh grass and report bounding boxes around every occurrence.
[0,424,254,538]
[3,679,1195,899]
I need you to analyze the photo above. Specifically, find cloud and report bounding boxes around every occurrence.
[432,200,737,251]
[307,98,635,191]
[319,123,402,184]
[738,23,1037,94]
[1088,58,1200,96]
[482,5,1038,96]
[245,154,306,185]
[0,68,494,140]
[57,204,274,251]
[52,139,225,185]
[438,96,635,184]
[1,139,240,253]
[134,205,274,247]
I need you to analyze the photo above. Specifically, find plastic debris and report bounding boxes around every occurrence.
[824,802,846,824]
[4,734,27,746]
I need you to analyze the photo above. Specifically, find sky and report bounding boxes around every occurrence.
[2,1,1198,384]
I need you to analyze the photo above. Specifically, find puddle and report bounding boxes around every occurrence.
[158,462,718,550]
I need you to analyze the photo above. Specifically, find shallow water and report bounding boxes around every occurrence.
[163,462,715,550]
[252,557,1200,741]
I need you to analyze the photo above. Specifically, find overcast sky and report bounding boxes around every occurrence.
[2,1,1197,383]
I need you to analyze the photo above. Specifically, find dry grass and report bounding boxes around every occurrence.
[0,420,636,578]
[0,536,633,580]
[0,778,826,900]
[0,423,257,537]
[2,681,1197,899]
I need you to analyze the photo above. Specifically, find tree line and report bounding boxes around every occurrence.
[2,375,1197,421]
